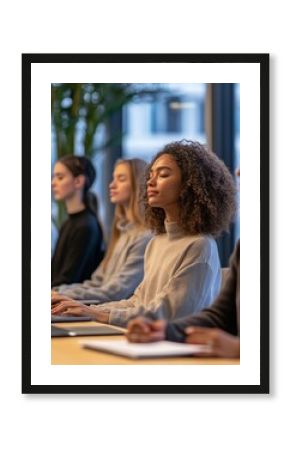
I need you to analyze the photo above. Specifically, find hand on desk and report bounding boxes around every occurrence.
[126,317,167,343]
[185,327,240,358]
[51,291,73,304]
[51,299,110,323]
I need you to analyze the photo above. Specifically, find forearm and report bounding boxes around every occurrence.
[165,305,234,343]
[108,303,142,327]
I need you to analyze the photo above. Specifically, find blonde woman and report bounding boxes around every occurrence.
[52,158,152,304]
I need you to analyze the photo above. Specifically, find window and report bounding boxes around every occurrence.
[123,83,207,162]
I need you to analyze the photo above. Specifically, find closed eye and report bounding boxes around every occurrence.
[159,173,170,178]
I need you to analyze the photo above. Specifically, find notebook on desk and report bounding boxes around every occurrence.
[82,339,209,359]
[51,325,125,337]
[51,315,92,323]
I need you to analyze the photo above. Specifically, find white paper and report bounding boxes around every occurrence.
[81,339,209,359]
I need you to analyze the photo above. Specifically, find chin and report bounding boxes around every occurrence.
[148,199,161,208]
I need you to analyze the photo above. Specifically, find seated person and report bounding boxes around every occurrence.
[51,155,104,286]
[52,140,236,328]
[52,158,152,303]
[126,238,240,359]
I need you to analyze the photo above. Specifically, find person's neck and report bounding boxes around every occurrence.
[164,205,180,223]
[122,204,133,224]
[66,197,85,214]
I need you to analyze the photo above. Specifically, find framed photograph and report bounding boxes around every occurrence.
[22,53,269,394]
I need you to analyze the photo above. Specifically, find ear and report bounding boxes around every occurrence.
[74,174,86,191]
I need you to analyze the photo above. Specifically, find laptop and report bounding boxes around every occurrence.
[51,315,92,323]
[51,325,125,337]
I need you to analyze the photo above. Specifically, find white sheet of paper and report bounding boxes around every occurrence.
[81,339,209,359]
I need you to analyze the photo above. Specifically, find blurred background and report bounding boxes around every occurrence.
[51,82,240,266]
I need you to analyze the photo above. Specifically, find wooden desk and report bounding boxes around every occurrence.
[51,321,239,365]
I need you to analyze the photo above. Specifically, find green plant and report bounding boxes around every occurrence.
[51,83,165,225]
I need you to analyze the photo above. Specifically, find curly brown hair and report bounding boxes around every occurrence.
[144,140,236,236]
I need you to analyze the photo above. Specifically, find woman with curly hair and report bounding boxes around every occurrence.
[127,169,241,359]
[52,140,236,327]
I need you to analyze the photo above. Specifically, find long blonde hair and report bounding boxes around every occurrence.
[102,158,147,271]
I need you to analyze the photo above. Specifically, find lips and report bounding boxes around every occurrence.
[147,190,159,197]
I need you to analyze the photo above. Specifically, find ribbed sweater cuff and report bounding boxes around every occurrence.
[108,309,126,328]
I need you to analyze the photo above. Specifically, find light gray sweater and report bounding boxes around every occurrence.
[93,222,221,327]
[55,221,152,303]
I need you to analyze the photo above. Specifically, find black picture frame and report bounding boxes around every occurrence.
[22,53,269,394]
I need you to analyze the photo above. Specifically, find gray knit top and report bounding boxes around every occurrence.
[92,221,221,327]
[55,220,152,303]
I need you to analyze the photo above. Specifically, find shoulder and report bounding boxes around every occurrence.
[73,211,101,235]
[144,231,165,248]
[185,234,218,260]
[191,234,216,249]
[128,226,153,245]
[77,210,97,226]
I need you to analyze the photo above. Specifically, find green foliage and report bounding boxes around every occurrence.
[51,83,165,225]
[51,83,163,159]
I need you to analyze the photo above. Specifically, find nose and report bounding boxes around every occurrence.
[147,174,156,187]
[109,179,116,189]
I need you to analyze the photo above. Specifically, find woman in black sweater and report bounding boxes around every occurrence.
[51,155,104,287]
